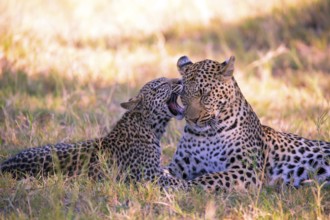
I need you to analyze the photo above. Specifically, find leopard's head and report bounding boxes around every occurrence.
[177,56,238,129]
[120,77,184,120]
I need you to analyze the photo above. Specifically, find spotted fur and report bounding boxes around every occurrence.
[168,56,330,192]
[1,77,188,190]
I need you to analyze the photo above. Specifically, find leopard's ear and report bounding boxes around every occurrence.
[120,95,143,111]
[177,56,193,76]
[222,56,235,78]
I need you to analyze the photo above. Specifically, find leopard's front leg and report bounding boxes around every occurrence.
[190,168,262,192]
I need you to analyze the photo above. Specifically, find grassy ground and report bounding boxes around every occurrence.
[0,0,330,219]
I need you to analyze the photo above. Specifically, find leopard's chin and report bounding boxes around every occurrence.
[167,93,184,120]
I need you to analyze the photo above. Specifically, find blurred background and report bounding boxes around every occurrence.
[0,0,329,152]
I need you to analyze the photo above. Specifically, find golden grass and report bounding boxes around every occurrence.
[1,0,330,218]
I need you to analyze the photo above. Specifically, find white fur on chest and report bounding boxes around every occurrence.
[177,133,228,176]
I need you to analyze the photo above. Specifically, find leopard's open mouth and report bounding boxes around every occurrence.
[167,93,184,120]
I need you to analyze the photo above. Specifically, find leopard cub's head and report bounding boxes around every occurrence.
[177,55,238,128]
[120,77,184,120]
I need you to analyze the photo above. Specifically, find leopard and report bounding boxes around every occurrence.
[168,55,330,192]
[1,77,189,190]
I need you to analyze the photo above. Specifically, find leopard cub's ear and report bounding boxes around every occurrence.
[120,95,143,111]
[222,56,235,78]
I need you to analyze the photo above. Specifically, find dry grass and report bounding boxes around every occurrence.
[0,0,330,219]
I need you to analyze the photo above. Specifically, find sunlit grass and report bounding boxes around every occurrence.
[1,0,330,218]
[1,173,329,219]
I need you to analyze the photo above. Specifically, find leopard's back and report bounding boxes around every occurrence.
[0,140,99,179]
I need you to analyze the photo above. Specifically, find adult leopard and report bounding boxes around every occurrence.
[168,56,330,191]
[1,77,188,190]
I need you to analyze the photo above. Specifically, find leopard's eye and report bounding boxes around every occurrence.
[157,83,170,93]
[201,91,211,104]
[190,84,199,95]
[201,96,208,104]
[194,85,199,93]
